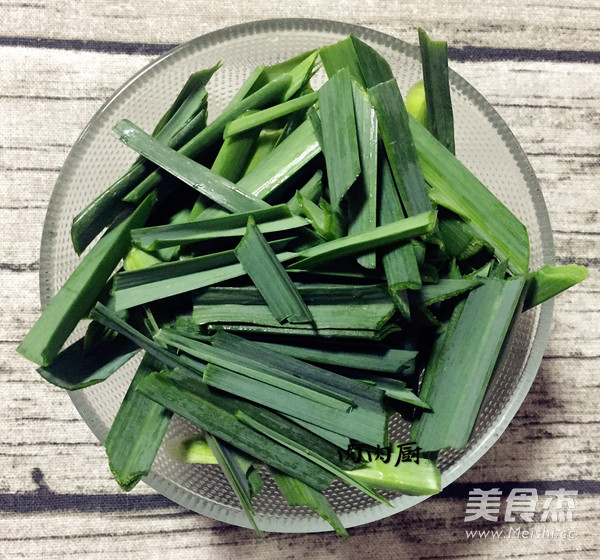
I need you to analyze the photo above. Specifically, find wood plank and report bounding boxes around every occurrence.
[2,0,600,53]
[0,493,596,558]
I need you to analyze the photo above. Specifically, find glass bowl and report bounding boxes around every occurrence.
[39,18,555,533]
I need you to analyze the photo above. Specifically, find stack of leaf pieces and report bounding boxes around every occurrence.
[17,30,587,537]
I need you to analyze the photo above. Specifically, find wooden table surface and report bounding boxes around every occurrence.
[1,2,598,558]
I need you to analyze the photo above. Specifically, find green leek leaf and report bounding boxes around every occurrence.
[318,67,361,210]
[524,264,588,310]
[405,80,428,127]
[209,331,388,447]
[17,193,156,366]
[348,82,378,269]
[236,410,389,506]
[113,119,269,214]
[123,74,293,204]
[409,116,530,274]
[289,211,436,270]
[165,434,219,464]
[104,353,173,492]
[271,468,349,537]
[378,153,421,319]
[154,329,355,413]
[418,28,455,154]
[287,170,323,215]
[136,368,336,491]
[37,335,139,391]
[71,65,218,254]
[368,79,433,217]
[255,340,416,374]
[411,277,526,450]
[417,278,484,306]
[235,217,312,324]
[112,245,296,310]
[345,449,441,495]
[204,433,263,537]
[224,92,318,138]
[132,205,303,251]
[193,284,395,331]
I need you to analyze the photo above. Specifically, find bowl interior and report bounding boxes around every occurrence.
[40,19,555,532]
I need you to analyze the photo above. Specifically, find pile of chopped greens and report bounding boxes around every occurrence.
[18,30,587,537]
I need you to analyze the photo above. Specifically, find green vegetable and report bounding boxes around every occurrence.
[287,170,323,215]
[272,468,349,537]
[188,123,262,219]
[258,49,320,102]
[19,34,589,538]
[405,79,428,127]
[224,92,318,138]
[358,376,431,409]
[235,410,389,505]
[150,64,220,138]
[205,433,263,536]
[199,323,402,341]
[524,264,588,310]
[417,278,484,306]
[89,303,206,376]
[320,36,366,82]
[411,277,527,451]
[123,74,294,205]
[289,211,436,270]
[235,217,312,324]
[132,205,304,251]
[155,329,388,447]
[211,331,388,445]
[318,67,361,210]
[36,335,139,390]
[378,154,421,318]
[123,246,163,270]
[198,118,320,221]
[209,127,260,182]
[104,353,173,491]
[347,447,441,495]
[438,214,489,260]
[165,434,219,464]
[17,193,155,366]
[113,119,270,214]
[418,28,455,154]
[192,284,396,331]
[241,125,283,175]
[295,192,345,241]
[254,340,416,374]
[409,116,530,274]
[348,82,378,269]
[112,245,296,310]
[369,79,433,217]
[154,329,355,412]
[70,65,218,254]
[136,368,337,491]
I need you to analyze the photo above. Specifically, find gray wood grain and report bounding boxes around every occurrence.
[3,0,600,52]
[1,2,599,557]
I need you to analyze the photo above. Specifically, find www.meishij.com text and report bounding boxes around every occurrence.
[465,527,576,540]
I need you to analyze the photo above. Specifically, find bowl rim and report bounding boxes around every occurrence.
[41,17,556,533]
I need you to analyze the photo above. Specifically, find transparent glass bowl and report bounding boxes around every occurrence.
[39,19,555,533]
